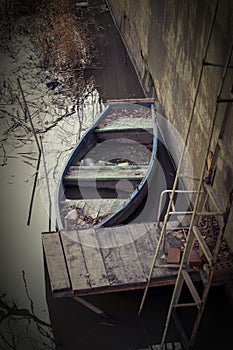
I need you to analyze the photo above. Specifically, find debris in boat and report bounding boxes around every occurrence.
[118,162,129,167]
[75,2,89,8]
[64,208,78,229]
[61,202,108,229]
[46,80,61,90]
[95,107,151,130]
[97,160,112,166]
[80,157,95,166]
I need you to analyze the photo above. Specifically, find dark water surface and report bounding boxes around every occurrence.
[0,0,232,349]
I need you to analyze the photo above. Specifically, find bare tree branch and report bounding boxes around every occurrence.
[0,295,52,329]
[22,270,34,315]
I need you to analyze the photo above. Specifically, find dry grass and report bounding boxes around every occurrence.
[31,0,92,71]
[1,0,97,99]
[28,0,96,98]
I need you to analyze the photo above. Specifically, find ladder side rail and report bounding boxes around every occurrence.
[138,0,220,317]
[160,41,233,349]
[189,220,225,347]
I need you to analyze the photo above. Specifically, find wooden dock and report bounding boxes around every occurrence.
[42,222,233,298]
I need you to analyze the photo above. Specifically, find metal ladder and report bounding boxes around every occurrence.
[138,1,233,347]
[158,38,232,348]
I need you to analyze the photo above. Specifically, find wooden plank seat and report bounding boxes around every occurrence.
[94,117,153,144]
[63,165,148,189]
[96,116,153,130]
[42,232,71,293]
[94,127,153,144]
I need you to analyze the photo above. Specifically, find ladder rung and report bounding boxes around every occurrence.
[179,173,200,181]
[182,270,202,308]
[172,310,189,349]
[196,211,225,216]
[192,226,213,265]
[204,184,224,213]
[173,302,199,308]
[169,211,193,215]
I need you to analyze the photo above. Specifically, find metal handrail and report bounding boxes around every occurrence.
[157,189,201,224]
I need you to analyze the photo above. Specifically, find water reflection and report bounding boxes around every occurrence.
[39,88,103,229]
[0,68,102,348]
[0,17,102,348]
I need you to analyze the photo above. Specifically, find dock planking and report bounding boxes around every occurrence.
[42,222,233,298]
[111,226,146,284]
[60,230,90,292]
[42,232,70,292]
[77,228,109,288]
[128,223,157,277]
[96,227,129,286]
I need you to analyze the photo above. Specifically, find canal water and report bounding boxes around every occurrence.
[0,0,232,349]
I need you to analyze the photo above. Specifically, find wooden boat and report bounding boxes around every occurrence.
[56,98,157,230]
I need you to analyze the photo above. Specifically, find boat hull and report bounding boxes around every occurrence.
[56,98,157,230]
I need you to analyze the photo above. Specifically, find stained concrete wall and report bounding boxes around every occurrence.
[107,0,233,250]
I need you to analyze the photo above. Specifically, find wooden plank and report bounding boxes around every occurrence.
[95,117,152,130]
[64,178,139,192]
[60,230,90,292]
[95,129,153,144]
[42,232,70,292]
[96,227,129,286]
[73,296,108,317]
[107,98,155,104]
[145,222,159,249]
[111,226,146,284]
[128,222,156,240]
[127,223,155,276]
[77,228,109,288]
[145,222,176,278]
[65,165,148,181]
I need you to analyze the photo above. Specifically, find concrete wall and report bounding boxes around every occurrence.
[107,0,233,250]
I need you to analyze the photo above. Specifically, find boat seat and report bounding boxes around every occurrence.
[94,127,153,144]
[63,164,148,188]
